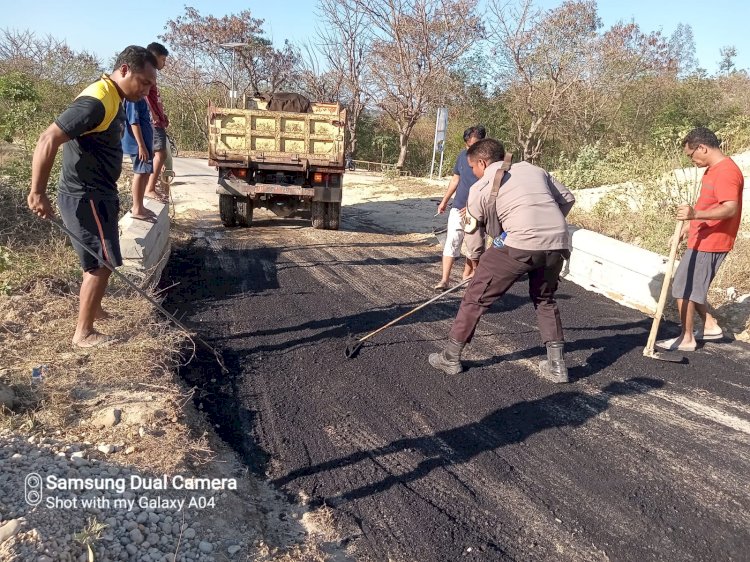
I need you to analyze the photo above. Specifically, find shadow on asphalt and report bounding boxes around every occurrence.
[218,291,529,354]
[162,237,441,303]
[175,347,271,475]
[271,377,665,504]
[464,319,662,381]
[216,196,457,236]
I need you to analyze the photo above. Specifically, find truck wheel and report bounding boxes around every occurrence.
[219,194,236,227]
[324,202,341,230]
[236,198,254,227]
[311,201,325,229]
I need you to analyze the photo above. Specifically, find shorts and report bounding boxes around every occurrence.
[57,192,122,273]
[671,248,727,305]
[443,207,466,258]
[129,154,153,174]
[152,127,167,152]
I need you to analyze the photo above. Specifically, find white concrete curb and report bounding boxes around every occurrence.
[118,199,170,286]
[562,226,674,315]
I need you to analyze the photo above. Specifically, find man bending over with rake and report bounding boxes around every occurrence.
[428,138,576,383]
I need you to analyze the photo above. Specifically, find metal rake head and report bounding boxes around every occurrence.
[344,336,364,359]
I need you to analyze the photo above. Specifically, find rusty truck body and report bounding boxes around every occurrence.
[208,99,346,230]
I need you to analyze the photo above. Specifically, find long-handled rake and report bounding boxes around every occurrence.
[49,217,227,373]
[642,220,686,363]
[643,158,703,363]
[345,278,470,359]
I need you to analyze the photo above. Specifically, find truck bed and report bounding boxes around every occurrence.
[208,102,346,170]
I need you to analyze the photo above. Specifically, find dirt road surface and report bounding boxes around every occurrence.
[165,158,750,562]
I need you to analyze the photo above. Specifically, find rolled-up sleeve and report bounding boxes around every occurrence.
[464,177,489,259]
[547,174,575,217]
[464,227,486,259]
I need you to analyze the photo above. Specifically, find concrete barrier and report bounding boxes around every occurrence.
[562,226,673,315]
[118,199,170,286]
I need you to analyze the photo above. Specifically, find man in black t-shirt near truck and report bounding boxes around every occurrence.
[28,46,157,348]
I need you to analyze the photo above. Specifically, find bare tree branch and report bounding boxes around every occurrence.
[352,0,481,168]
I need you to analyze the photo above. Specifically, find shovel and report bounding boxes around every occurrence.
[49,217,228,373]
[345,278,471,358]
[431,201,451,246]
[431,226,448,247]
[643,219,686,363]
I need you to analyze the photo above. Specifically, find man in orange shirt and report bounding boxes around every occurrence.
[657,127,744,352]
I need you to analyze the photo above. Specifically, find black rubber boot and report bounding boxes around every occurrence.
[428,338,465,375]
[539,341,569,383]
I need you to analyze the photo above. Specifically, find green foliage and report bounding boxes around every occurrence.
[0,72,39,102]
[555,142,668,189]
[651,74,725,132]
[0,72,40,143]
[352,112,400,164]
[554,143,602,188]
[717,114,750,154]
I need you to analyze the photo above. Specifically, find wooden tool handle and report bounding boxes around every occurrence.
[644,220,684,355]
[357,278,471,344]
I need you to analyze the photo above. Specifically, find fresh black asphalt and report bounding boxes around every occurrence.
[164,213,750,562]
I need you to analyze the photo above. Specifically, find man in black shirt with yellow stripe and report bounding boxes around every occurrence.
[28,46,157,348]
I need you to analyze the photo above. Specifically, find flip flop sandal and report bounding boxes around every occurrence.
[693,328,724,341]
[131,212,158,223]
[656,337,696,352]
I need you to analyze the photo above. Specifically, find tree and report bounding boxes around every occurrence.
[296,42,344,102]
[352,0,481,168]
[316,0,372,156]
[486,0,600,162]
[668,23,697,77]
[557,20,675,152]
[718,45,737,75]
[0,29,101,144]
[0,29,100,87]
[159,7,300,139]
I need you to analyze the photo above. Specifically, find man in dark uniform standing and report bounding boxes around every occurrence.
[28,46,157,347]
[428,138,576,382]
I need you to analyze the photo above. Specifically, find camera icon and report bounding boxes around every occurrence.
[25,473,43,506]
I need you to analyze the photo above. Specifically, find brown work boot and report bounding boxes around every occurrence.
[428,338,465,375]
[539,341,569,383]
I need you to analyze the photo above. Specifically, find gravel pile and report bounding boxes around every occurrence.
[0,429,248,561]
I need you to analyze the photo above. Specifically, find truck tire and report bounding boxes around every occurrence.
[236,198,254,227]
[324,202,341,230]
[219,194,236,227]
[311,201,326,229]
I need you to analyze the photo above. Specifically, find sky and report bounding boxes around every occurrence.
[2,0,748,74]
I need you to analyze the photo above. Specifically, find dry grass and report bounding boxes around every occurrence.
[0,154,212,474]
[256,506,343,562]
[0,280,204,472]
[571,205,750,334]
[714,236,750,294]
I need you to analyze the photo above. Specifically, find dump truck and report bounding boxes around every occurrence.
[208,96,346,230]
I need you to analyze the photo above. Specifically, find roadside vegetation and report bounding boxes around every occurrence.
[0,33,191,474]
